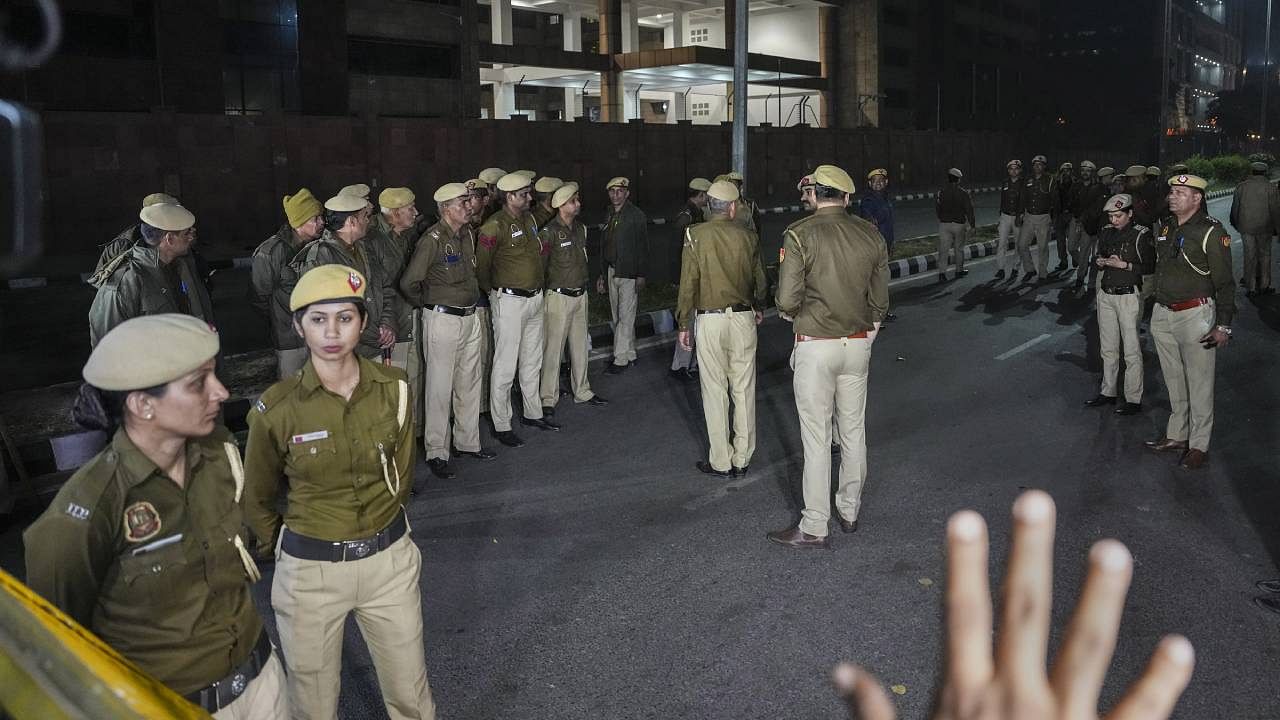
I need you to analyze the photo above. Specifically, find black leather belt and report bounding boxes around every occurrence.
[185,632,272,713]
[431,304,476,316]
[698,304,752,315]
[551,287,586,297]
[281,510,407,562]
[497,287,540,298]
[1102,286,1137,295]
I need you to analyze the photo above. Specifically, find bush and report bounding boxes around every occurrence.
[1183,154,1215,178]
[1210,154,1250,184]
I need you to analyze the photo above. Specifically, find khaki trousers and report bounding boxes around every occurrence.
[1097,291,1143,403]
[476,305,493,412]
[694,310,757,472]
[1242,232,1273,291]
[937,222,967,274]
[1018,212,1052,274]
[213,651,289,720]
[421,309,482,460]
[996,213,1019,272]
[1151,301,1217,451]
[608,266,638,365]
[671,313,698,371]
[277,348,308,380]
[272,534,435,720]
[490,291,545,431]
[1072,226,1098,287]
[390,327,424,436]
[792,337,873,538]
[541,291,593,407]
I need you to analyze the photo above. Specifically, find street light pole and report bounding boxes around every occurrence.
[732,0,747,177]
[1263,0,1273,140]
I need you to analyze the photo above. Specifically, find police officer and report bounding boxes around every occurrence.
[1070,161,1109,291]
[1018,154,1057,281]
[477,167,507,223]
[1229,161,1279,296]
[243,265,435,719]
[401,183,498,480]
[1052,161,1076,270]
[671,178,711,381]
[464,178,497,412]
[368,188,420,370]
[1084,194,1155,415]
[88,203,216,347]
[995,159,1025,280]
[532,176,564,227]
[540,182,609,415]
[768,165,889,549]
[88,192,180,288]
[1144,174,1235,470]
[1123,165,1154,227]
[598,177,649,374]
[720,170,762,233]
[249,189,324,379]
[858,168,896,322]
[477,172,557,446]
[798,173,816,211]
[676,180,767,477]
[1145,165,1169,223]
[935,168,975,282]
[25,314,285,717]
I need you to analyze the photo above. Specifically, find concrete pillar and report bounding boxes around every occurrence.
[460,0,481,117]
[563,10,584,120]
[817,6,834,128]
[491,0,513,45]
[723,0,735,54]
[598,0,624,122]
[664,12,687,49]
[494,81,516,119]
[621,0,640,53]
[837,0,877,129]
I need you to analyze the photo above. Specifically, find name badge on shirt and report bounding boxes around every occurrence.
[509,223,524,239]
[560,241,573,248]
[291,430,330,444]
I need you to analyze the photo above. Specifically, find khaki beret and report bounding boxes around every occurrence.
[866,168,888,180]
[947,167,964,179]
[606,176,630,190]
[1032,155,1047,164]
[324,193,367,213]
[1097,166,1116,178]
[378,187,415,210]
[464,178,489,192]
[139,203,195,232]
[283,188,323,229]
[1168,173,1208,191]
[433,183,469,203]
[1007,159,1022,168]
[1079,160,1097,170]
[84,314,219,391]
[1105,194,1133,212]
[534,176,565,194]
[496,173,532,192]
[688,177,712,192]
[1124,165,1147,178]
[707,180,740,202]
[726,170,744,182]
[551,182,580,209]
[290,264,367,312]
[514,170,537,179]
[1252,161,1270,172]
[813,164,856,193]
[141,193,178,208]
[1146,166,1161,177]
[1168,163,1189,174]
[339,183,370,199]
[478,167,507,184]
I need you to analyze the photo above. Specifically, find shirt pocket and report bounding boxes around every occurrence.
[115,540,194,609]
[286,435,338,475]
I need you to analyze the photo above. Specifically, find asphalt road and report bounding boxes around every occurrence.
[1,194,1277,718]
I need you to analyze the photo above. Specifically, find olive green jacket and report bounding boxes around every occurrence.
[400,219,481,309]
[248,225,307,352]
[776,206,890,337]
[88,244,215,348]
[282,230,396,359]
[675,216,767,331]
[1152,210,1236,327]
[540,214,590,289]
[23,426,263,696]
[366,213,417,340]
[476,208,547,292]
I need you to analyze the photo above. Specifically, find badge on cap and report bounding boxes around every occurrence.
[1177,175,1188,183]
[1113,199,1124,209]
[124,501,162,543]
[348,272,363,292]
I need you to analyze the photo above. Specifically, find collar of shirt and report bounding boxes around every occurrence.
[297,355,397,400]
[110,428,209,490]
[815,206,846,217]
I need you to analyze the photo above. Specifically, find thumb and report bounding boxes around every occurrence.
[832,663,896,720]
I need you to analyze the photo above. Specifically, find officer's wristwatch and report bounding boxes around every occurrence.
[1215,325,1232,336]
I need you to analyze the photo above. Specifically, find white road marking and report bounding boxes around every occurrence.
[995,333,1052,360]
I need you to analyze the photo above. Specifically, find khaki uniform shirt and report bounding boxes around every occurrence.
[540,214,589,289]
[243,357,414,547]
[532,203,556,229]
[248,225,307,352]
[400,219,481,309]
[283,230,395,359]
[1152,210,1236,327]
[476,209,547,292]
[734,198,760,233]
[88,244,216,348]
[366,214,417,340]
[776,206,890,337]
[23,427,262,696]
[675,216,767,331]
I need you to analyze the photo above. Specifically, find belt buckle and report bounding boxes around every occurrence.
[344,539,373,560]
[230,672,248,698]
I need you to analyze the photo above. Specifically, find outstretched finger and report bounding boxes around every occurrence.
[943,509,994,692]
[832,663,896,720]
[1105,635,1195,720]
[1050,539,1134,719]
[996,490,1056,688]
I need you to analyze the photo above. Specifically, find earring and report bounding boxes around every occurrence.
[144,412,154,420]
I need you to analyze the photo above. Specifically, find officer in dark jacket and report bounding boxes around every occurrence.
[597,177,649,374]
[249,188,324,379]
[935,168,975,282]
[1052,162,1076,270]
[671,178,711,379]
[995,159,1025,279]
[1017,154,1058,281]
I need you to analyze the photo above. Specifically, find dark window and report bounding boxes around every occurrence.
[884,46,911,67]
[884,87,909,109]
[8,6,156,59]
[348,38,459,79]
[222,0,299,113]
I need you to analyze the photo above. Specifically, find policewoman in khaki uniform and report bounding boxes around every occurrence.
[676,180,767,476]
[401,183,497,481]
[1084,194,1155,415]
[243,265,435,720]
[768,165,889,550]
[1144,174,1235,470]
[539,182,609,413]
[24,314,285,718]
[476,172,557,446]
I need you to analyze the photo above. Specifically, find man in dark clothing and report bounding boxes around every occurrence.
[935,168,976,283]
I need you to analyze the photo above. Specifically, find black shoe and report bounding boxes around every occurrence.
[882,312,898,323]
[837,516,858,534]
[1246,289,1258,299]
[1084,394,1117,407]
[426,458,456,480]
[1023,270,1038,282]
[586,395,609,406]
[494,430,525,447]
[937,273,947,284]
[542,405,556,416]
[670,368,697,382]
[994,269,1006,280]
[731,465,749,477]
[1114,402,1141,415]
[1073,279,1084,290]
[1254,595,1280,615]
[696,461,731,477]
[956,269,969,277]
[520,417,561,431]
[1256,579,1280,593]
[455,448,498,460]
[605,362,628,375]
[1055,261,1068,271]
[1263,287,1276,295]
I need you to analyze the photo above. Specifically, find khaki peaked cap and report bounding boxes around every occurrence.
[812,164,855,193]
[289,264,368,312]
[139,203,195,232]
[433,183,469,203]
[551,182,580,208]
[378,187,415,210]
[496,173,532,192]
[707,180,740,202]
